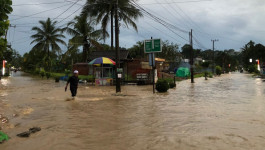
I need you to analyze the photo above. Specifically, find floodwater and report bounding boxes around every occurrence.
[1,72,265,150]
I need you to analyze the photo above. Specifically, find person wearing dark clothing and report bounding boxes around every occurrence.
[65,70,79,98]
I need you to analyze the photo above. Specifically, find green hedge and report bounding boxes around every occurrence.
[216,66,222,75]
[156,79,170,92]
[79,75,95,82]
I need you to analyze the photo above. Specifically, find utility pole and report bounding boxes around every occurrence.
[211,39,218,74]
[189,29,194,83]
[151,37,155,93]
[115,0,121,93]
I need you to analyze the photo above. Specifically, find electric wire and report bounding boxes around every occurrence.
[12,1,73,6]
[10,3,73,21]
[139,0,212,5]
[131,1,189,43]
[52,0,80,21]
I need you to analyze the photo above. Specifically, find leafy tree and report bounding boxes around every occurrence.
[0,0,12,60]
[30,18,66,70]
[157,41,181,62]
[3,48,22,68]
[127,41,144,59]
[181,44,191,59]
[82,0,143,50]
[22,48,45,71]
[66,14,107,62]
[241,40,265,70]
[61,44,82,70]
[200,49,213,61]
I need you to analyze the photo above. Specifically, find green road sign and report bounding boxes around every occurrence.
[117,68,123,73]
[144,39,162,53]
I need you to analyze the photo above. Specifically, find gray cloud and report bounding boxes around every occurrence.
[7,0,265,55]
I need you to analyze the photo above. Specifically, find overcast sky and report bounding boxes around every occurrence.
[7,0,265,55]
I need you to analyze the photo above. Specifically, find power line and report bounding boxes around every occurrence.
[139,0,212,5]
[12,1,73,6]
[10,3,73,21]
[131,1,189,42]
[137,3,188,33]
[155,0,190,30]
[52,0,80,21]
[193,35,208,50]
[165,0,195,29]
[10,14,73,20]
[57,3,85,25]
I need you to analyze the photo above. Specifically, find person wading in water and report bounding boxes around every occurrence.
[65,70,79,99]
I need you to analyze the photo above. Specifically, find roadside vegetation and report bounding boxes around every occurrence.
[1,1,265,80]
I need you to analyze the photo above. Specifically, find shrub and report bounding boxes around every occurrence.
[65,69,71,77]
[4,73,9,76]
[156,79,169,92]
[164,78,176,88]
[248,64,258,73]
[40,70,45,78]
[55,76,60,82]
[209,72,213,78]
[254,69,260,74]
[201,62,210,68]
[194,73,204,78]
[45,72,51,79]
[164,78,174,84]
[79,75,95,82]
[215,66,222,75]
[169,82,176,88]
[34,68,40,75]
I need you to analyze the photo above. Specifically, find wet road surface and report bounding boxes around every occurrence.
[1,72,265,150]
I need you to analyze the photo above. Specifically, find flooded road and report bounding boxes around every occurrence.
[1,72,265,150]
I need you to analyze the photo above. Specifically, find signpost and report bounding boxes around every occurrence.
[144,39,162,53]
[144,38,162,94]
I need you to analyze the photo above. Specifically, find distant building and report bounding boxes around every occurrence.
[73,50,129,75]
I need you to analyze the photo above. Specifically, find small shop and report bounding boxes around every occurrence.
[88,57,116,86]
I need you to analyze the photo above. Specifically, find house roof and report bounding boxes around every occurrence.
[88,50,129,61]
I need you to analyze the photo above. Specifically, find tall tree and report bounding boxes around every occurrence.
[66,14,108,62]
[127,41,144,59]
[31,18,66,58]
[82,0,143,50]
[157,41,180,62]
[0,0,13,60]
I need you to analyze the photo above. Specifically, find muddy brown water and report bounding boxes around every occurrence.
[1,72,265,150]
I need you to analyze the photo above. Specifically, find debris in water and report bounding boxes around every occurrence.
[1,117,8,124]
[17,127,41,138]
[17,131,31,137]
[29,127,41,133]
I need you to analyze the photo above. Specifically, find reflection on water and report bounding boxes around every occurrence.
[1,72,265,150]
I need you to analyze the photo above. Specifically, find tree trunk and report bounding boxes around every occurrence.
[111,8,114,51]
[47,45,51,71]
[83,37,88,62]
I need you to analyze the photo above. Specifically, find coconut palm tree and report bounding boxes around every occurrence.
[66,14,108,62]
[31,18,66,58]
[82,0,142,50]
[30,18,66,71]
